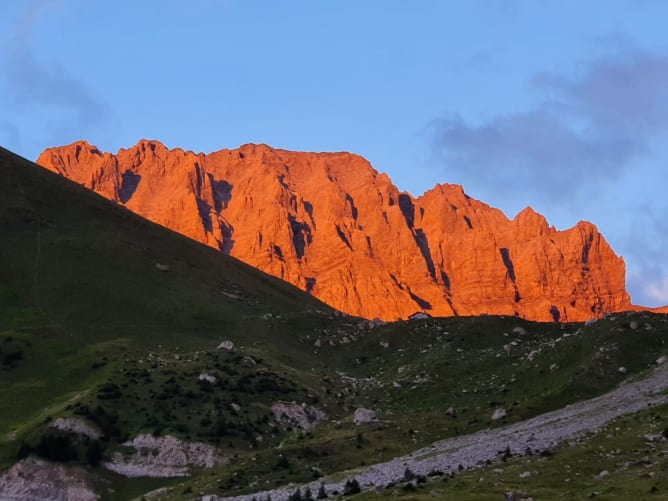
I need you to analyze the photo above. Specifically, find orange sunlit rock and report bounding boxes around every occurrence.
[37,139,639,321]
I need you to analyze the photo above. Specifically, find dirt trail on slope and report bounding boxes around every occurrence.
[211,363,668,501]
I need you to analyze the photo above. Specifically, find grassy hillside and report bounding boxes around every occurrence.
[1,146,667,500]
[0,146,336,463]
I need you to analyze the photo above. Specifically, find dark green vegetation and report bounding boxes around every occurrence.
[70,348,314,447]
[1,146,667,500]
[172,313,667,500]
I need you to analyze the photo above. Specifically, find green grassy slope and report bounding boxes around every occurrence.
[0,146,336,463]
[178,313,668,499]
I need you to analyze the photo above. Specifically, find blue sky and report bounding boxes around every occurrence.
[2,0,668,306]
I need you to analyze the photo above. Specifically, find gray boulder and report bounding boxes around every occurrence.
[491,408,507,421]
[353,408,378,425]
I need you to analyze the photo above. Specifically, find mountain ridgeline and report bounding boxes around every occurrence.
[38,140,633,322]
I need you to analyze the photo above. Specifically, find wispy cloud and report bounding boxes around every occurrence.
[623,208,668,305]
[432,108,640,203]
[431,43,668,306]
[432,47,668,205]
[534,49,668,133]
[1,0,112,148]
[643,277,668,303]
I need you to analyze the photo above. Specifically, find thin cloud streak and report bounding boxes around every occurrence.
[623,209,668,305]
[1,0,112,147]
[431,109,639,204]
[534,49,668,132]
[432,47,668,205]
[644,278,668,303]
[431,45,668,307]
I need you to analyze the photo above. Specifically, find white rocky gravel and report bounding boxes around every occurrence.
[206,363,668,501]
[0,457,98,501]
[103,434,225,478]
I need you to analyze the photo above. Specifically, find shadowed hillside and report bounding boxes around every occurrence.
[0,145,337,452]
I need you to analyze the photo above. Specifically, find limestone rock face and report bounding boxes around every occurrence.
[102,434,224,478]
[0,458,97,501]
[37,140,634,322]
[271,402,326,429]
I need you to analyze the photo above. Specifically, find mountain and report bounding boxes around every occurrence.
[3,144,668,500]
[37,139,633,322]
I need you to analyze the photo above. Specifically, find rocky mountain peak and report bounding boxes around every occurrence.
[37,140,636,321]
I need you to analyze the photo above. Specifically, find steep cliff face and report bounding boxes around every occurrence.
[37,139,633,321]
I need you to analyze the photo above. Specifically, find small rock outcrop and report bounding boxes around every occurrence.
[198,373,217,383]
[491,408,507,421]
[271,402,326,430]
[353,408,378,424]
[217,340,234,351]
[0,458,97,500]
[368,318,384,328]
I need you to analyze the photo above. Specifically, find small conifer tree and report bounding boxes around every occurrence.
[343,478,361,495]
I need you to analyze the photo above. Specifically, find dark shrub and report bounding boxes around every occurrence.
[34,431,78,462]
[287,489,302,501]
[274,455,290,470]
[96,383,122,399]
[343,478,361,495]
[85,440,103,465]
